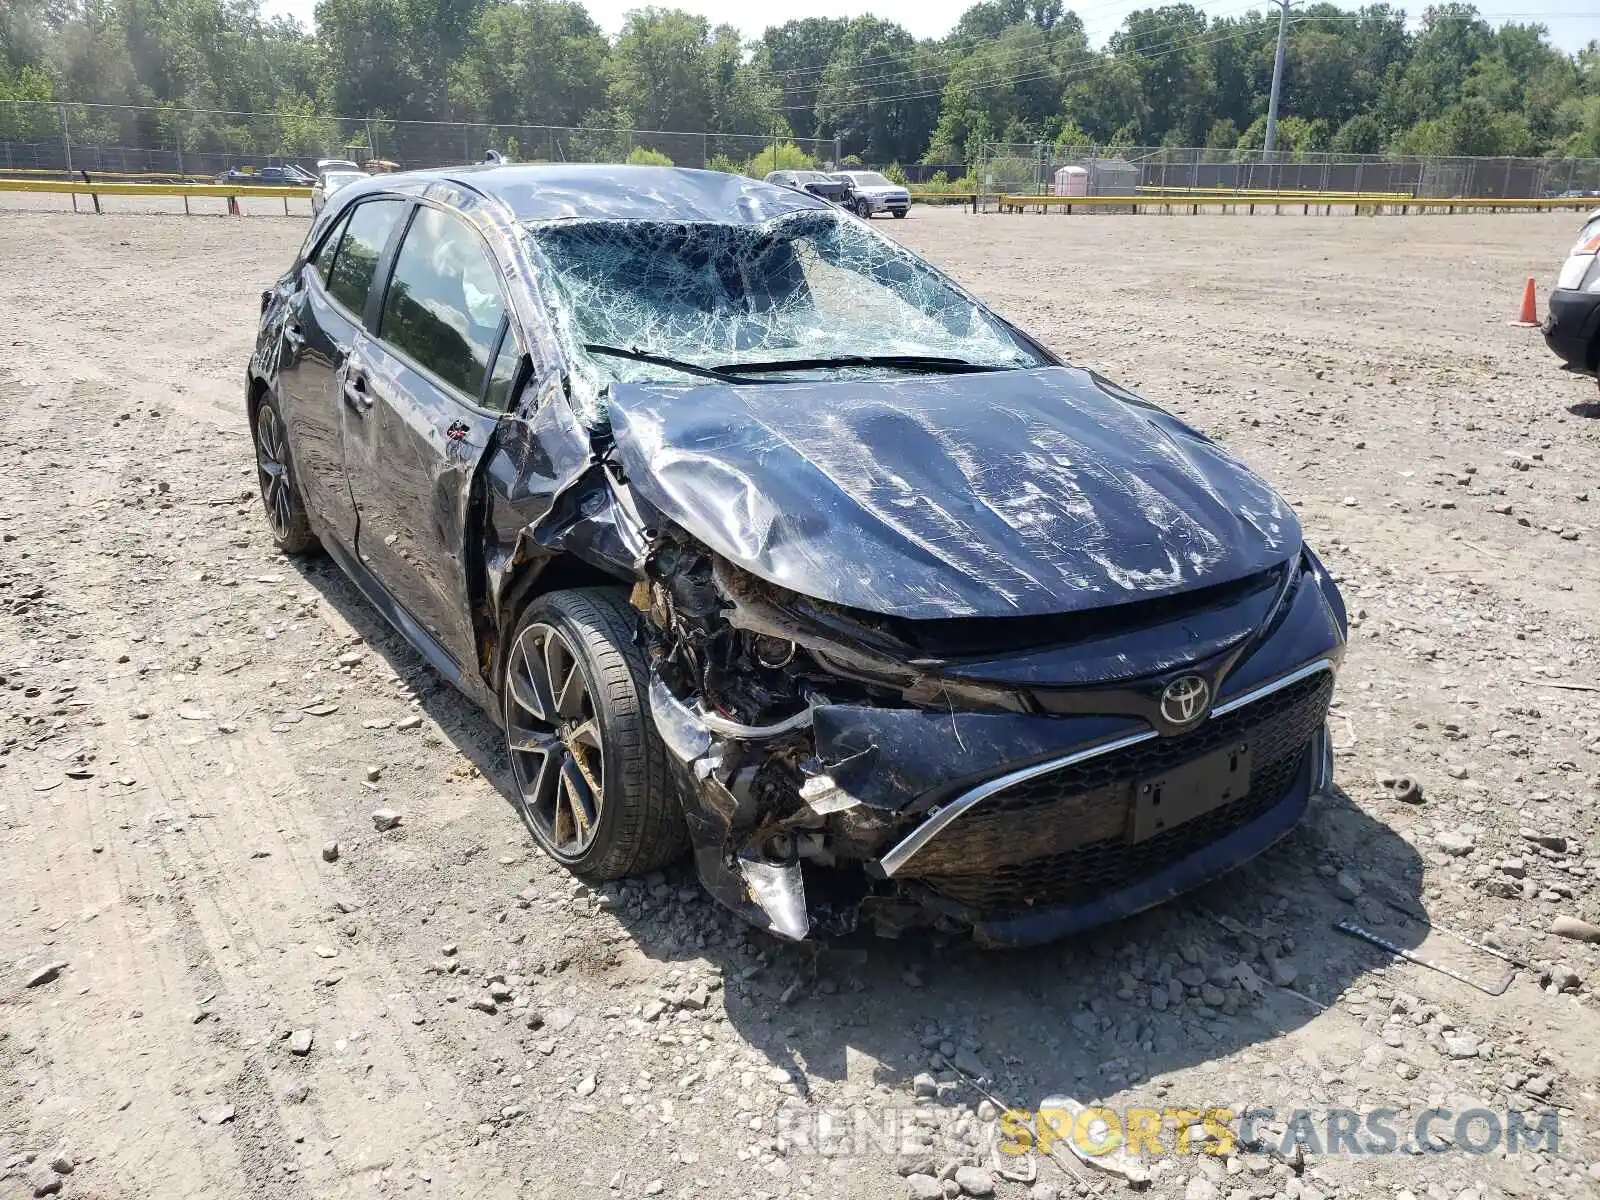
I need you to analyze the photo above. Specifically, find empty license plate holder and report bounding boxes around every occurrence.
[1131,741,1253,843]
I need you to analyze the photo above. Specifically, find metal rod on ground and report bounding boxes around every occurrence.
[1333,919,1516,996]
[1419,919,1540,973]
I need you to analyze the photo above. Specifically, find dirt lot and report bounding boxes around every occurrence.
[3,201,1600,1200]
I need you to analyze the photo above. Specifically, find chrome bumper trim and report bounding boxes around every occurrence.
[1209,657,1336,718]
[876,657,1336,880]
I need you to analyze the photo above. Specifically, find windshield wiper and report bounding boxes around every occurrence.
[583,344,1011,384]
[710,354,1008,376]
[583,343,767,383]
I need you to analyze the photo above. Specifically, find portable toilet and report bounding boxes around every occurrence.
[1053,165,1089,196]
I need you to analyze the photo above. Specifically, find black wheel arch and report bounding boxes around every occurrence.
[246,372,269,427]
[481,550,634,698]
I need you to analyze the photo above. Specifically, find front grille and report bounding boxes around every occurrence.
[905,670,1332,914]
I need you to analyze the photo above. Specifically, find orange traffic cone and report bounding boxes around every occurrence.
[1510,276,1538,326]
[227,195,241,217]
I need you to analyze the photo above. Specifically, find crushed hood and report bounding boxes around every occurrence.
[604,366,1300,619]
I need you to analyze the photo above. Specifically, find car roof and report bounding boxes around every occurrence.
[336,163,832,224]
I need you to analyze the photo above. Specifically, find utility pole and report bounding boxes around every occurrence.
[1263,0,1292,157]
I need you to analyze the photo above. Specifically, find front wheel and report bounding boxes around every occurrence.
[501,588,687,881]
[892,209,907,219]
[854,200,872,219]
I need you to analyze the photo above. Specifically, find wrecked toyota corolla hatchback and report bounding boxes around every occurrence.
[247,164,1347,946]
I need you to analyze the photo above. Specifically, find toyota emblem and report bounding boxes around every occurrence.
[1159,675,1211,728]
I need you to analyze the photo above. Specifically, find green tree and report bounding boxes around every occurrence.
[1564,95,1600,159]
[1109,5,1213,145]
[1061,57,1148,144]
[1331,112,1384,152]
[928,13,1089,161]
[1200,11,1278,133]
[447,0,608,128]
[1205,117,1238,148]
[0,62,56,138]
[315,0,429,118]
[753,17,848,138]
[1236,113,1326,151]
[1379,3,1494,130]
[607,7,778,142]
[813,17,939,164]
[743,140,815,176]
[1390,96,1532,154]
[0,0,1595,174]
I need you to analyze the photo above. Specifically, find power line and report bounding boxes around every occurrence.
[756,0,1547,88]
[789,17,1282,112]
[781,7,1576,115]
[758,0,1275,97]
[757,0,1163,84]
[783,2,1268,109]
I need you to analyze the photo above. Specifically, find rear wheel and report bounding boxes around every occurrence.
[251,391,318,554]
[501,588,687,880]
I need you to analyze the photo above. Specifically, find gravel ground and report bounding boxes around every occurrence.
[3,201,1600,1200]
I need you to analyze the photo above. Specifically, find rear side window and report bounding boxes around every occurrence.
[326,199,404,315]
[308,210,351,286]
[379,205,507,397]
[483,328,521,411]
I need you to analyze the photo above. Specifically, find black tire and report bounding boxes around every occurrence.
[502,587,687,881]
[251,389,319,554]
[892,209,908,219]
[854,200,872,219]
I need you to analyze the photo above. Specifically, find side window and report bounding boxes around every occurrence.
[378,205,507,397]
[483,324,521,411]
[326,199,404,316]
[308,210,351,286]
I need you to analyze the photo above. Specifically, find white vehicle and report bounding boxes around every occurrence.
[315,158,362,173]
[311,168,371,214]
[833,170,911,219]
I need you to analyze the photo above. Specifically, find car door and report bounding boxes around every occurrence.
[274,197,405,548]
[342,200,519,672]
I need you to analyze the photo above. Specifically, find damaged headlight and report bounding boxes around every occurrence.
[749,635,797,670]
[637,529,1033,722]
[637,536,833,728]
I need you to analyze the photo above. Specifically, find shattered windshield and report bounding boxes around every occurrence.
[524,209,1045,421]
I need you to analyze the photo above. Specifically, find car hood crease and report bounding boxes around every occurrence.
[604,366,1300,619]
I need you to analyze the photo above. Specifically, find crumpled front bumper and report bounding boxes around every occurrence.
[649,554,1347,946]
[651,656,1338,946]
[964,723,1329,946]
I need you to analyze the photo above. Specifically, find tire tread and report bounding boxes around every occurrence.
[523,587,687,880]
[255,391,319,555]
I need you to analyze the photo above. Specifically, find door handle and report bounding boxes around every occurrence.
[342,374,373,413]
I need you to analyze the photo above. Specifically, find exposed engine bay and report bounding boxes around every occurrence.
[625,518,1343,946]
[635,533,912,941]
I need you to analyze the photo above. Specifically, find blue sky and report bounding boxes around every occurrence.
[260,0,1598,55]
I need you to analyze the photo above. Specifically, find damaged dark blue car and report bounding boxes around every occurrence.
[247,164,1347,946]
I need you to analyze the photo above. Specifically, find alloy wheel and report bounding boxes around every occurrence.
[255,404,293,539]
[503,622,605,859]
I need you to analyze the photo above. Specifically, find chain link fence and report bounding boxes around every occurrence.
[977,141,1600,199]
[0,100,839,178]
[7,102,1600,198]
